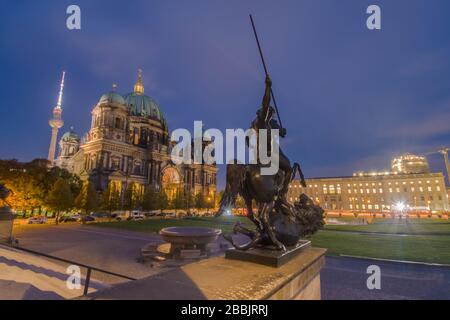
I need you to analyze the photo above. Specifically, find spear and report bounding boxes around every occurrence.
[249,14,284,131]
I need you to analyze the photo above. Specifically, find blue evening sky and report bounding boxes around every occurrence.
[1,0,449,188]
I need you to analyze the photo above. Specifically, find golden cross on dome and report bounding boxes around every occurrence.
[134,69,144,94]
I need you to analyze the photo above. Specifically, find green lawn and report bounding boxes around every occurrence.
[310,231,450,264]
[324,218,450,235]
[94,216,450,264]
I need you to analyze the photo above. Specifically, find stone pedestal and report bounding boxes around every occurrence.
[87,247,327,300]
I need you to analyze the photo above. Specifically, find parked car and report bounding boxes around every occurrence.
[58,215,79,223]
[127,211,145,221]
[28,216,48,224]
[91,212,111,219]
[81,215,96,222]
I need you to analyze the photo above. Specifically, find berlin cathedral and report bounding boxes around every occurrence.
[52,71,218,202]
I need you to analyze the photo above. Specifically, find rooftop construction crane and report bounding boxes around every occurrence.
[424,147,450,185]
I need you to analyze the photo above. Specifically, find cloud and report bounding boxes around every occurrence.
[381,109,450,140]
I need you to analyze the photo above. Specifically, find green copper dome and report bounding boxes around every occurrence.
[99,91,126,105]
[61,129,80,142]
[123,92,164,121]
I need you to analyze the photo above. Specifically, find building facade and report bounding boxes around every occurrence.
[55,71,218,203]
[289,154,449,213]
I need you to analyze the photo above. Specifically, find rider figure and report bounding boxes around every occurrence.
[250,76,292,201]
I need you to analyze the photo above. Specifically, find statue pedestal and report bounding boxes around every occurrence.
[87,247,327,300]
[225,240,311,267]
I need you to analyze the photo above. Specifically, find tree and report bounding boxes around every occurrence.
[101,183,120,213]
[194,193,206,210]
[123,183,134,210]
[173,189,187,212]
[186,192,195,211]
[75,182,98,216]
[46,178,74,225]
[0,159,82,215]
[142,187,157,211]
[157,190,169,211]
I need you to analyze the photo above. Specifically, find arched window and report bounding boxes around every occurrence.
[115,117,121,129]
[133,161,142,175]
[133,128,139,145]
[140,128,148,145]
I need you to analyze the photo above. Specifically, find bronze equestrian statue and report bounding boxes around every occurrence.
[217,76,324,251]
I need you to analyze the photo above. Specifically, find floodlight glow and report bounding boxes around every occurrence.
[394,201,406,212]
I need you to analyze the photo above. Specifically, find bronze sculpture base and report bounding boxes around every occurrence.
[225,240,311,267]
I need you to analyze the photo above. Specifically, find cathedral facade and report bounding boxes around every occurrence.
[55,71,218,204]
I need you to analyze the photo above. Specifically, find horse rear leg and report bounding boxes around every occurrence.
[246,198,263,231]
[260,202,286,251]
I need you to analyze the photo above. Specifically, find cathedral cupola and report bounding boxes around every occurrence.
[134,69,145,95]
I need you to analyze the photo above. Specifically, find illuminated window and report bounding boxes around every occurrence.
[389,188,393,193]
[366,188,370,193]
[396,187,400,193]
[411,187,415,192]
[419,187,424,192]
[373,188,377,193]
[379,188,383,193]
[437,186,441,191]
[329,185,336,194]
[427,186,432,192]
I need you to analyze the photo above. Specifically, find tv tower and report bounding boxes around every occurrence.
[47,71,65,165]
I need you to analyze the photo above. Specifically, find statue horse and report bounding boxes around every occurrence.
[217,161,323,251]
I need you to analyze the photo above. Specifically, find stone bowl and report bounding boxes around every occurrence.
[159,227,222,246]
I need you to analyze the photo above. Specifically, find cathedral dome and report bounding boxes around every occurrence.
[123,92,163,121]
[99,89,125,105]
[123,70,164,121]
[61,128,80,142]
